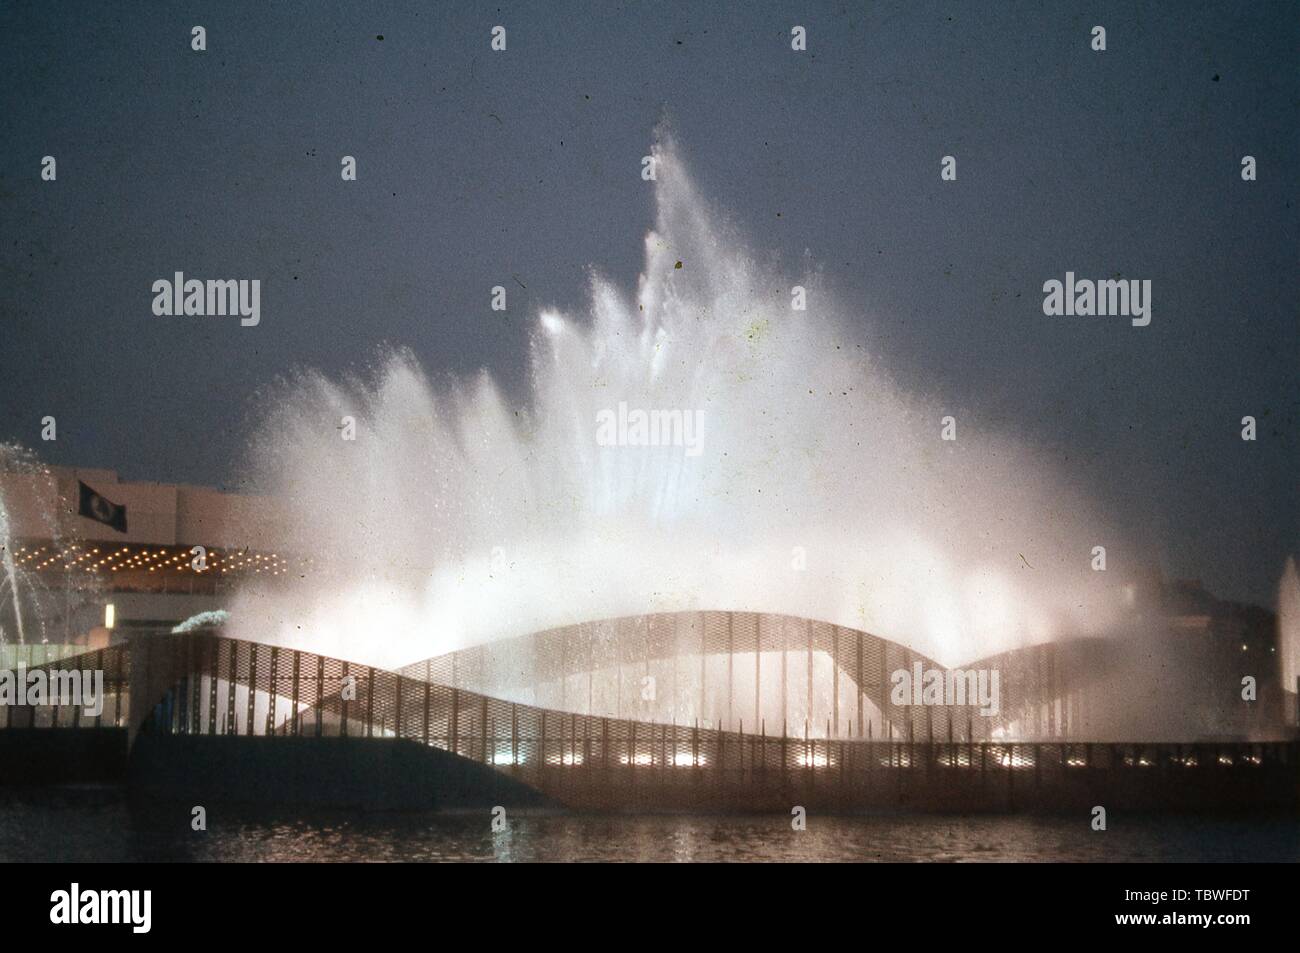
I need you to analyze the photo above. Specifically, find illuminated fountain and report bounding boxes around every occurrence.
[0,445,61,647]
[228,131,1129,674]
[0,445,109,653]
[0,460,28,645]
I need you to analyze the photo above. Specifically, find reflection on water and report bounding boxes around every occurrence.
[2,787,1296,862]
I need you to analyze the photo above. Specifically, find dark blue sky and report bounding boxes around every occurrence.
[1,1,1295,607]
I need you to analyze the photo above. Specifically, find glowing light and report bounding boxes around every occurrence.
[545,751,584,766]
[795,750,831,768]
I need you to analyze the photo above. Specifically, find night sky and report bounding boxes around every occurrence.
[1,1,1295,608]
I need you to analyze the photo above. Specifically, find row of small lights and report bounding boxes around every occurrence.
[11,544,308,577]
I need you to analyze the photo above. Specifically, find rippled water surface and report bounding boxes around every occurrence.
[2,787,1296,862]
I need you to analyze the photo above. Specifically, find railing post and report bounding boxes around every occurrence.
[339,661,349,737]
[727,613,734,731]
[290,651,300,736]
[805,621,813,741]
[172,675,183,735]
[583,714,591,776]
[206,641,218,735]
[138,636,152,734]
[315,655,324,738]
[831,626,839,737]
[267,646,279,736]
[95,649,106,729]
[394,676,403,740]
[700,620,706,726]
[364,667,375,738]
[189,636,201,734]
[422,682,430,746]
[781,720,787,787]
[856,631,864,739]
[245,643,257,736]
[601,716,608,771]
[225,641,238,734]
[71,667,83,729]
[541,710,547,773]
[719,721,726,786]
[177,636,190,733]
[1008,743,1015,811]
[450,688,459,756]
[116,645,127,728]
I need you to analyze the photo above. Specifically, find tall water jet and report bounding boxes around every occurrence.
[0,477,27,645]
[0,444,109,649]
[1279,556,1300,715]
[0,444,55,646]
[229,133,1131,671]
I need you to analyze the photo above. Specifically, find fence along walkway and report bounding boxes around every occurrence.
[0,641,130,729]
[6,630,1295,811]
[400,611,1130,743]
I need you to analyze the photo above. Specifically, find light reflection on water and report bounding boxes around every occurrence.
[2,787,1296,862]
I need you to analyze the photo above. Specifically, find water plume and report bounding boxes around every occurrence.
[0,443,86,646]
[229,134,1126,671]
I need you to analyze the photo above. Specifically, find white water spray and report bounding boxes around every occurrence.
[0,444,65,646]
[229,135,1127,670]
[0,491,27,645]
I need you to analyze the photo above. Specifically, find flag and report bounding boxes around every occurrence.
[77,480,127,533]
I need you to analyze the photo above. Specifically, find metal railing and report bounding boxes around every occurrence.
[5,630,1295,811]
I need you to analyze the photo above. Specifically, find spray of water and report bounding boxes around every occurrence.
[229,134,1126,671]
[1279,557,1300,699]
[0,490,27,645]
[0,444,67,646]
